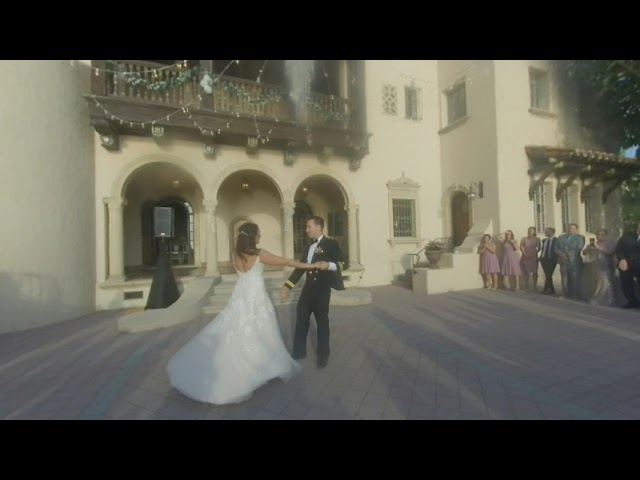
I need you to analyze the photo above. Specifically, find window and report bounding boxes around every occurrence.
[293,201,312,258]
[561,189,571,232]
[185,201,195,250]
[387,173,422,245]
[584,195,594,233]
[405,84,422,121]
[447,81,466,124]
[383,84,398,116]
[584,188,601,234]
[392,199,416,237]
[328,211,344,236]
[533,184,546,233]
[530,68,550,111]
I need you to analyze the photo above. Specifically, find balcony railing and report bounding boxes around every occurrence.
[101,60,351,128]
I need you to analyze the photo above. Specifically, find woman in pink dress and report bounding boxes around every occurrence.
[520,226,541,291]
[478,234,500,289]
[501,230,522,291]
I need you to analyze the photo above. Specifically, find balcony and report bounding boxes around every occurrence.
[84,60,369,169]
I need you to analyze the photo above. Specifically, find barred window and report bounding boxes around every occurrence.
[327,211,344,236]
[293,201,313,258]
[392,199,416,237]
[560,189,571,232]
[447,82,466,124]
[405,84,422,121]
[584,193,595,233]
[383,84,398,116]
[533,184,546,233]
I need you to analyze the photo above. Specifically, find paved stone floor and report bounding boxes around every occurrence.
[2,285,640,420]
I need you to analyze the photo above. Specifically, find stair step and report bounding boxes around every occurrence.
[203,277,303,315]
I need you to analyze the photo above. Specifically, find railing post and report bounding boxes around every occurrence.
[91,60,108,96]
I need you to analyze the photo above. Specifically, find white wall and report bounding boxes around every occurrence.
[0,60,95,333]
[357,60,442,282]
[437,60,499,236]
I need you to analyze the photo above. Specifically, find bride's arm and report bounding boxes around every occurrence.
[260,250,320,269]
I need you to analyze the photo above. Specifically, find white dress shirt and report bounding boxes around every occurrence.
[307,235,337,271]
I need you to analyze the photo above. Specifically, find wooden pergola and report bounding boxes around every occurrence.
[525,145,640,204]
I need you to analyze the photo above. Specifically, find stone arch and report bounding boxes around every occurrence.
[289,167,354,206]
[112,153,207,204]
[211,161,285,203]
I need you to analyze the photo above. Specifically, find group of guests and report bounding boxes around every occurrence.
[477,222,640,308]
[477,227,540,292]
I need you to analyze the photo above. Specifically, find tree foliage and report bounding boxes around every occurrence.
[564,60,640,228]
[565,60,640,152]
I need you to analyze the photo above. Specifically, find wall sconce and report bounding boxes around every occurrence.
[468,181,484,199]
[203,143,216,158]
[172,180,180,189]
[302,186,309,196]
[151,126,165,138]
[241,177,250,192]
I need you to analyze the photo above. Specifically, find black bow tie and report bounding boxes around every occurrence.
[311,238,318,244]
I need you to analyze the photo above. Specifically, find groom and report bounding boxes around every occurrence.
[279,215,347,368]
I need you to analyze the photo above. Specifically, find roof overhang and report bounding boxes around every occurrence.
[525,145,640,203]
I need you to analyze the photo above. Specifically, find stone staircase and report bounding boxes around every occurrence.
[203,271,301,315]
[202,269,373,315]
[391,270,414,289]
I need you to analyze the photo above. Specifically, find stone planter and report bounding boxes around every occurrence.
[425,250,442,268]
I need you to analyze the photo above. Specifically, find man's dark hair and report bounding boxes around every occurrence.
[307,215,324,229]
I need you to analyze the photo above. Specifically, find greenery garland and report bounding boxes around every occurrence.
[104,61,350,124]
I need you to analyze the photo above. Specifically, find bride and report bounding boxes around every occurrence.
[167,221,326,405]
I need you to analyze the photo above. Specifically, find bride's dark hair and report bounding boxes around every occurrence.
[236,222,260,259]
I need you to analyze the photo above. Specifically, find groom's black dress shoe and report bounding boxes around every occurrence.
[317,357,328,369]
[292,352,306,360]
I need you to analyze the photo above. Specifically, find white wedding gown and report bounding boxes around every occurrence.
[167,254,302,405]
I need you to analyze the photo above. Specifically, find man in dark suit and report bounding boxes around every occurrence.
[555,223,585,300]
[539,227,558,294]
[279,215,347,368]
[615,222,640,308]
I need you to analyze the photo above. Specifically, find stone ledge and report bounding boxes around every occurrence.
[117,276,219,333]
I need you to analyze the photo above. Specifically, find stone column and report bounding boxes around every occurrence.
[202,199,219,276]
[103,196,127,282]
[282,201,296,260]
[346,203,359,267]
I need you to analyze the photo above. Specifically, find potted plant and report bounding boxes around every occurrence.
[424,238,446,268]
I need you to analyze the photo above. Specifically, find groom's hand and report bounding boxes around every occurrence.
[317,261,330,271]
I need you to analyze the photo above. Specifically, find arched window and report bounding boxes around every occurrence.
[184,201,194,250]
[294,201,313,257]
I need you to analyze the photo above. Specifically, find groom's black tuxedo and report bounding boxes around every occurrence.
[284,236,347,292]
[283,236,348,367]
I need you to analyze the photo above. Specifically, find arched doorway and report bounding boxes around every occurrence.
[451,191,470,247]
[142,197,194,266]
[216,170,284,272]
[122,161,203,277]
[294,175,349,262]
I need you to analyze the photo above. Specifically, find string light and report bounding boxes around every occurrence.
[80,60,351,134]
[79,60,496,149]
